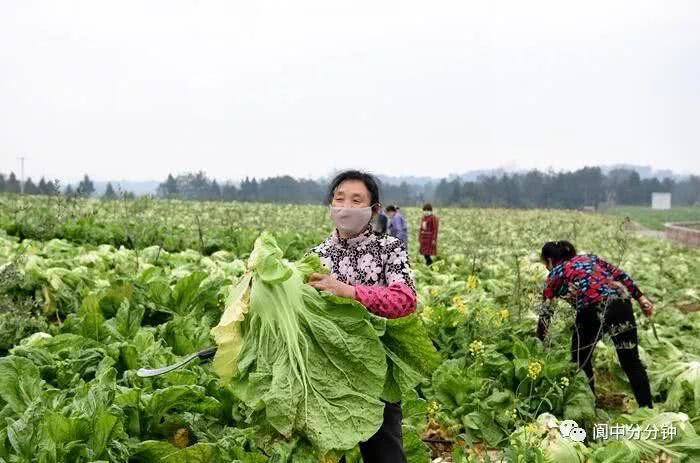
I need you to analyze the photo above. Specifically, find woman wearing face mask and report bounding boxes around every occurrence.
[308,170,415,463]
[418,203,439,265]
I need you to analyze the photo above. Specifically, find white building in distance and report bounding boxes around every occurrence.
[651,192,672,210]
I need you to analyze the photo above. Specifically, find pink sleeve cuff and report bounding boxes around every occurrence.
[354,283,417,319]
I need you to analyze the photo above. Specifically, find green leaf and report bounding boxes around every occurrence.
[402,425,431,463]
[6,413,37,458]
[98,283,134,318]
[294,252,329,280]
[0,356,42,414]
[511,338,530,360]
[87,409,121,459]
[563,372,596,423]
[44,411,90,443]
[430,358,472,409]
[78,294,106,342]
[545,435,589,463]
[114,300,144,339]
[400,389,428,431]
[380,314,441,402]
[131,441,221,463]
[160,313,214,356]
[40,333,103,354]
[513,359,530,382]
[103,300,144,342]
[144,385,223,428]
[247,232,293,283]
[171,271,209,314]
[461,411,505,446]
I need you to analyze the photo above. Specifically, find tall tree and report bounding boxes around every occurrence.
[239,177,259,202]
[6,172,21,193]
[103,182,117,200]
[23,177,39,195]
[221,182,239,201]
[37,177,48,195]
[76,174,95,197]
[157,174,179,198]
[210,179,221,200]
[46,179,60,196]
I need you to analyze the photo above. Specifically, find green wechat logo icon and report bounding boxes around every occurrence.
[560,419,586,443]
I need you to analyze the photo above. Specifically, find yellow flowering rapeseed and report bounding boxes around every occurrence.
[526,422,540,434]
[468,339,483,356]
[427,400,441,416]
[452,296,466,314]
[420,305,434,322]
[527,361,543,380]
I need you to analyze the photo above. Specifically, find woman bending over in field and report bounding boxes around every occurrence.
[308,170,415,463]
[536,240,654,408]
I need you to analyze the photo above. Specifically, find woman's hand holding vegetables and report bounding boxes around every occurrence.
[308,272,356,298]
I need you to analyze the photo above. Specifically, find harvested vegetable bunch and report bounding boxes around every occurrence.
[211,232,438,455]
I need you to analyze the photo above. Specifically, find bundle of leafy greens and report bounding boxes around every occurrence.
[210,232,439,458]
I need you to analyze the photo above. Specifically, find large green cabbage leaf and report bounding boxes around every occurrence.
[211,232,388,454]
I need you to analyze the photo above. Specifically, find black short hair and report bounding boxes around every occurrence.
[422,203,433,211]
[385,205,397,212]
[541,240,577,263]
[326,170,381,206]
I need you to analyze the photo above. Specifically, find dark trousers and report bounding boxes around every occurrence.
[341,402,406,463]
[571,298,653,408]
[423,255,432,265]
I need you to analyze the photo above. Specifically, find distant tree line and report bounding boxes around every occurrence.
[155,172,327,203]
[155,168,700,208]
[155,171,425,205]
[0,173,133,200]
[432,168,700,208]
[2,167,699,208]
[0,173,61,196]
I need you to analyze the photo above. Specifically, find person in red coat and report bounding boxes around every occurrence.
[418,203,439,265]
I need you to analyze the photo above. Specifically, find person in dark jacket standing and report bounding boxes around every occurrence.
[418,203,439,265]
[536,241,654,408]
[372,209,388,235]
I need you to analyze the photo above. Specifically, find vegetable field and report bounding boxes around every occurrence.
[0,195,699,462]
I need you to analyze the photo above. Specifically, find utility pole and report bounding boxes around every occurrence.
[17,156,26,194]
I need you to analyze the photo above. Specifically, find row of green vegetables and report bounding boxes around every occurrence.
[2,194,685,260]
[0,195,327,258]
[0,203,699,461]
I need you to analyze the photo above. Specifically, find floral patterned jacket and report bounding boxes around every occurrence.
[312,226,417,318]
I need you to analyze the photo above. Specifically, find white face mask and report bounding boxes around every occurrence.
[329,206,373,235]
[424,211,432,216]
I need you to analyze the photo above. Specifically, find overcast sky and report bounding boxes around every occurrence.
[1,1,698,183]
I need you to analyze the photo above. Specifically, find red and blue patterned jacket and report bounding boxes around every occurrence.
[542,254,643,312]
